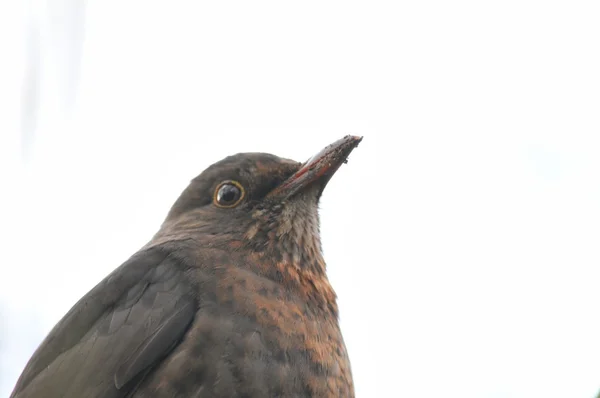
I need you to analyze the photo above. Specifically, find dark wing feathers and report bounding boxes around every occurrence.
[11,247,196,398]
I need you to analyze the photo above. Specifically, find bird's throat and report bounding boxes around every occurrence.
[244,195,338,315]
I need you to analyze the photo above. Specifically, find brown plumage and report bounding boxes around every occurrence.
[10,135,362,398]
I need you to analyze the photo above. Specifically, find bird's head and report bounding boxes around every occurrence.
[157,135,361,284]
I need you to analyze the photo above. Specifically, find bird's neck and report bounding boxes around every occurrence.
[242,236,338,315]
[243,199,339,316]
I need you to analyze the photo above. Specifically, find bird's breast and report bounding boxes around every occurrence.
[211,264,354,397]
[134,260,354,397]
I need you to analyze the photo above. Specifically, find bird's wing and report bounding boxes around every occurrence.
[11,247,196,398]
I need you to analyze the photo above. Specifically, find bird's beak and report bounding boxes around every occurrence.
[269,135,363,199]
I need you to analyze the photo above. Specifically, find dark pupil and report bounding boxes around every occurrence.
[218,184,240,204]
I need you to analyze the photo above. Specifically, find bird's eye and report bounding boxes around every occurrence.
[214,181,245,208]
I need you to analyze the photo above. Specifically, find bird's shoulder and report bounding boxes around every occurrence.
[11,245,197,398]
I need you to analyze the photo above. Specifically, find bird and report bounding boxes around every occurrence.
[10,135,362,398]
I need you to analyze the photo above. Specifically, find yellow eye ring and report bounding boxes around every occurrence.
[213,180,245,208]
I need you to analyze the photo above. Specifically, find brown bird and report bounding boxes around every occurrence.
[11,135,362,398]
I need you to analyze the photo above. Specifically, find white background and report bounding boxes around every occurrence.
[1,1,600,397]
